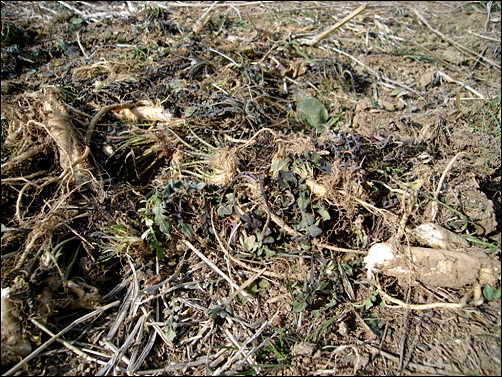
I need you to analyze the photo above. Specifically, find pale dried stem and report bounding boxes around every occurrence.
[30,318,107,365]
[306,3,368,46]
[183,239,251,298]
[436,71,485,98]
[412,7,501,71]
[430,151,466,221]
[212,311,279,376]
[1,144,45,172]
[372,273,468,310]
[5,301,120,376]
[319,45,426,100]
[192,1,219,34]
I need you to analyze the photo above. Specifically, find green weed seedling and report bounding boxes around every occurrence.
[483,274,501,301]
[364,290,379,310]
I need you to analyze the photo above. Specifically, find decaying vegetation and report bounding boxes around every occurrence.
[1,1,501,376]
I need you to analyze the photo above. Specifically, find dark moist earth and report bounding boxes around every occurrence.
[1,1,501,376]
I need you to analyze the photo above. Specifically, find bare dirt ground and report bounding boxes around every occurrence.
[1,1,501,376]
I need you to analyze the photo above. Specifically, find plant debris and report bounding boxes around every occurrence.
[1,1,501,376]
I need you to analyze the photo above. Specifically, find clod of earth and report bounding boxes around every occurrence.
[412,222,470,250]
[1,288,32,367]
[364,242,501,291]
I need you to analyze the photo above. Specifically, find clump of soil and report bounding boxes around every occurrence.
[1,1,500,376]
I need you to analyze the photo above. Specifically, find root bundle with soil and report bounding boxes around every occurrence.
[1,1,500,376]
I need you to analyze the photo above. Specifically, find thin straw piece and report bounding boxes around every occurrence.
[4,301,120,376]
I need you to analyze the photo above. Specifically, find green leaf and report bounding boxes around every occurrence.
[152,204,171,237]
[293,300,307,312]
[217,204,233,217]
[391,88,403,96]
[495,285,502,300]
[316,206,331,221]
[180,222,193,240]
[306,224,322,237]
[243,235,260,252]
[278,170,297,188]
[155,246,166,261]
[297,191,310,211]
[483,284,500,301]
[365,298,374,310]
[298,213,315,229]
[72,17,83,26]
[271,157,290,173]
[165,327,176,341]
[294,90,328,129]
[263,247,276,257]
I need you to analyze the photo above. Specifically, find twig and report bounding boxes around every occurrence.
[430,151,466,221]
[364,344,462,375]
[183,239,249,298]
[227,268,266,303]
[397,303,411,373]
[209,47,241,67]
[313,243,367,254]
[192,1,219,34]
[57,1,85,16]
[319,45,427,100]
[412,7,501,71]
[75,31,89,60]
[305,3,368,46]
[212,311,279,376]
[4,301,120,376]
[403,324,421,372]
[85,102,135,147]
[226,330,281,375]
[372,273,468,310]
[467,30,501,42]
[1,144,45,171]
[436,71,485,98]
[209,212,285,280]
[98,314,147,375]
[30,318,107,365]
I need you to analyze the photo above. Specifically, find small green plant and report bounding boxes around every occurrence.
[464,1,501,13]
[205,304,229,320]
[257,328,292,366]
[364,290,379,309]
[164,297,182,342]
[483,275,501,301]
[364,313,381,331]
[138,191,169,260]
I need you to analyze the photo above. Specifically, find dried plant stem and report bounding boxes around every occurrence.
[210,212,285,280]
[192,1,219,34]
[75,31,89,60]
[436,71,485,98]
[320,45,426,100]
[5,301,120,376]
[85,103,134,146]
[412,8,501,71]
[430,151,466,221]
[306,3,368,46]
[1,144,45,171]
[373,275,467,310]
[212,311,279,376]
[183,239,250,298]
[363,344,456,374]
[30,318,106,365]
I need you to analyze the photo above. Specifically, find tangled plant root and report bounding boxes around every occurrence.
[207,147,239,186]
[41,90,94,187]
